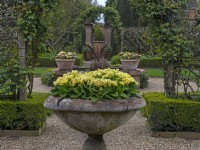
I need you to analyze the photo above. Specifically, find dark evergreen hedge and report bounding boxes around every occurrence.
[142,92,200,132]
[0,93,49,130]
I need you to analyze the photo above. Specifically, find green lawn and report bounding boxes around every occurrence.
[34,67,164,77]
[34,67,197,78]
[145,68,163,77]
[34,67,53,76]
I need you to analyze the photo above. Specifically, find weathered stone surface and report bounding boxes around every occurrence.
[44,96,146,150]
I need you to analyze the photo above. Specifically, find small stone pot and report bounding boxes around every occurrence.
[121,59,140,70]
[84,51,93,60]
[44,96,146,150]
[55,59,75,70]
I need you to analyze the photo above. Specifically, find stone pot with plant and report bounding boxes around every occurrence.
[44,68,146,150]
[119,52,141,70]
[55,51,77,70]
[83,46,93,60]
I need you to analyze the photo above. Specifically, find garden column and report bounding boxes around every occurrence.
[84,21,93,45]
[105,24,112,46]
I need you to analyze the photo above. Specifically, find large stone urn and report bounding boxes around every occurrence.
[44,96,146,150]
[55,59,75,70]
[121,59,140,70]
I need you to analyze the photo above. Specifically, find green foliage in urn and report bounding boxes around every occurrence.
[52,69,138,102]
[94,25,104,41]
[55,51,77,59]
[119,52,141,59]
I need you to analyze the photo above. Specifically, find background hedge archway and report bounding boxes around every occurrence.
[72,6,122,52]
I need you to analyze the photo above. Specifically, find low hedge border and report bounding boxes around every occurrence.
[142,92,200,132]
[37,57,56,67]
[139,58,162,68]
[38,57,162,68]
[0,93,50,131]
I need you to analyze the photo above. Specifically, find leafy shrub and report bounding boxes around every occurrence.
[94,25,104,41]
[74,53,84,66]
[143,92,200,132]
[111,55,121,65]
[0,93,49,130]
[140,73,149,88]
[41,69,56,87]
[52,69,138,102]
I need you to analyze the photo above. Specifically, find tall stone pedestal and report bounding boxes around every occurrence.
[122,69,145,86]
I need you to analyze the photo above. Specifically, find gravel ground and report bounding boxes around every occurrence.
[0,77,200,150]
[33,78,51,93]
[1,113,200,150]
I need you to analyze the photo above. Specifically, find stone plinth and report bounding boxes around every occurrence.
[84,22,93,45]
[105,24,112,46]
[123,69,145,85]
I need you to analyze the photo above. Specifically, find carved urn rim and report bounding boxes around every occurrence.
[44,96,146,112]
[55,59,75,61]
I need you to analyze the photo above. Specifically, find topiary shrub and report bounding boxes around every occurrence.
[140,72,149,88]
[143,92,200,132]
[0,93,49,130]
[41,69,56,87]
[111,55,121,65]
[94,25,104,41]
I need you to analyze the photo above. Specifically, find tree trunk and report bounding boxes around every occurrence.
[163,59,176,97]
[18,32,27,100]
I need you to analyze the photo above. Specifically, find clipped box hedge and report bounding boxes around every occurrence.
[37,57,57,67]
[0,93,49,130]
[143,92,200,132]
[139,58,162,68]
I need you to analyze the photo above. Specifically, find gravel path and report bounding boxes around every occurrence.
[0,77,200,150]
[1,113,200,150]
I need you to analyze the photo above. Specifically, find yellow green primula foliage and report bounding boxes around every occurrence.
[52,69,138,102]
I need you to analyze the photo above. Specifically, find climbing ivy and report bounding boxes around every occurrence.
[15,1,59,97]
[131,0,194,97]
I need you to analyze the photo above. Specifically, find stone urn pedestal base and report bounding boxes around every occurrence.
[44,96,146,150]
[83,135,106,150]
